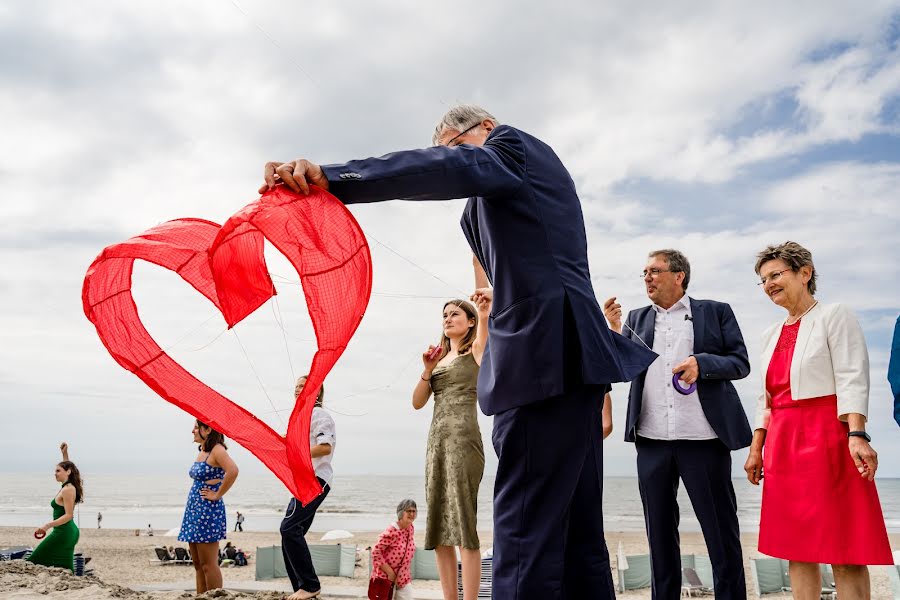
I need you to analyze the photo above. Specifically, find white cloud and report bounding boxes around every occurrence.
[1,0,898,482]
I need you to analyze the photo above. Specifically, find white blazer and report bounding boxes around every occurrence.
[755,302,869,429]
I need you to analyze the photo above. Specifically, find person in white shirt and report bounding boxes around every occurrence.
[280,376,336,600]
[604,249,751,600]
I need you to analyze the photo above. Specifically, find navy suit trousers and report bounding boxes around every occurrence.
[492,386,614,599]
[280,480,330,593]
[635,438,745,600]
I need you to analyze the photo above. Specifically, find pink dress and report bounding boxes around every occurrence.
[758,321,893,565]
[371,523,416,589]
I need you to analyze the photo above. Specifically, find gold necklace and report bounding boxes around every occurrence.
[786,299,818,325]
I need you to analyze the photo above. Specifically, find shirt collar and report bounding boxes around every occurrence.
[652,294,692,315]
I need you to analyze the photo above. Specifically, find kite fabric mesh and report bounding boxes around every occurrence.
[82,186,372,504]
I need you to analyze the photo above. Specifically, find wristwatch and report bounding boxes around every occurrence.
[848,431,872,442]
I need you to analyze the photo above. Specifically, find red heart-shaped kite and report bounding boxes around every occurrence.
[82,186,372,504]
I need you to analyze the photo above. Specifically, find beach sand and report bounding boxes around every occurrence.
[1,527,896,598]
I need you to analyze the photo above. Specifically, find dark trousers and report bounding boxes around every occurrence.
[492,385,615,599]
[280,480,330,593]
[635,437,746,600]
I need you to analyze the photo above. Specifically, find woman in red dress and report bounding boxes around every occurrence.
[744,241,893,599]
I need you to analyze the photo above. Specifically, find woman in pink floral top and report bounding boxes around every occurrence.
[370,499,417,600]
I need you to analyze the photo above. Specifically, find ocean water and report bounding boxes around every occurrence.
[1,474,898,535]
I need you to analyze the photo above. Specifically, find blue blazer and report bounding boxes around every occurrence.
[622,298,752,450]
[889,315,900,427]
[322,125,656,414]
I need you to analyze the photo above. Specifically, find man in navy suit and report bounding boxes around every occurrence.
[262,105,656,599]
[604,249,751,600]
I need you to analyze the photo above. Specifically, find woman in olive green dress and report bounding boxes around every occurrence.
[412,260,491,600]
[28,442,82,572]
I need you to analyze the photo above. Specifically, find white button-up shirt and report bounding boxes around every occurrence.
[310,406,336,485]
[636,295,717,440]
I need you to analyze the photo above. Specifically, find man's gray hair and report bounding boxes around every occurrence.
[649,249,691,291]
[432,104,499,146]
[396,498,417,520]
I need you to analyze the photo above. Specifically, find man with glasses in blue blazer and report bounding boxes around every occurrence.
[604,249,751,600]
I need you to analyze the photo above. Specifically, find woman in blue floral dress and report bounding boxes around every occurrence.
[178,420,239,594]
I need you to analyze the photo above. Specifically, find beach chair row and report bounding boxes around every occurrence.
[750,557,837,598]
[617,553,714,597]
[616,552,898,598]
[149,546,192,565]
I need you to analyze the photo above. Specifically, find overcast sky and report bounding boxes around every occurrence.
[1,1,899,484]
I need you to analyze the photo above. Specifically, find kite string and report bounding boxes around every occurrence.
[214,6,482,419]
[225,3,474,300]
[160,312,222,354]
[231,329,286,427]
[258,349,420,418]
[271,271,456,300]
[271,296,297,383]
[228,0,319,87]
[368,237,471,298]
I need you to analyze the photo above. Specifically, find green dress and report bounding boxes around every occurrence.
[27,486,79,572]
[425,353,484,550]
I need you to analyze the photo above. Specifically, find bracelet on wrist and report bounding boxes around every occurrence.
[421,374,431,382]
[848,430,871,442]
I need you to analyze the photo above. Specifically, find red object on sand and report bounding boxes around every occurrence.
[82,186,372,504]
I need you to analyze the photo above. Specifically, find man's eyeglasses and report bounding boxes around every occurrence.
[640,268,673,279]
[444,122,481,147]
[757,268,792,286]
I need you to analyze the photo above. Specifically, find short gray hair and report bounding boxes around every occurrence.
[754,241,817,295]
[396,498,417,520]
[649,249,691,291]
[432,104,499,146]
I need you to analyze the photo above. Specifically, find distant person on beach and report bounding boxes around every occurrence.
[604,249,752,599]
[234,511,244,532]
[281,375,335,600]
[177,420,239,594]
[745,242,893,598]
[370,499,418,600]
[262,104,655,598]
[97,511,102,529]
[413,294,489,600]
[27,441,82,572]
[146,524,153,536]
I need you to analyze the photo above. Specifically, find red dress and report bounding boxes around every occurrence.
[758,321,893,565]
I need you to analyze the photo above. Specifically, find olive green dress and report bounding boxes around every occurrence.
[425,353,484,550]
[27,486,79,572]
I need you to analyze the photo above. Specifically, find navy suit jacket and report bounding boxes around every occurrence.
[622,298,752,450]
[322,125,657,414]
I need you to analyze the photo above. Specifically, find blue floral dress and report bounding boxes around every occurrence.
[178,452,226,543]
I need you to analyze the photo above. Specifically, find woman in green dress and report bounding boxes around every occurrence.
[28,442,82,572]
[412,258,492,600]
